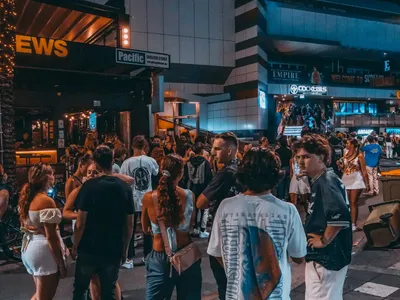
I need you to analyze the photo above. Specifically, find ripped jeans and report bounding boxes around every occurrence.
[72,252,120,300]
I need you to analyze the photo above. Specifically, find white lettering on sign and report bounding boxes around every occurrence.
[289,84,328,95]
[357,129,373,135]
[116,49,170,68]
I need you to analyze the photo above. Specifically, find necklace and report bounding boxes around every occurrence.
[311,167,327,184]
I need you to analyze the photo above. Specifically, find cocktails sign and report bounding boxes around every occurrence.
[289,84,328,95]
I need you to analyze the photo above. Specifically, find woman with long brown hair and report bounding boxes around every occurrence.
[65,152,93,198]
[19,163,67,299]
[141,154,202,300]
[338,138,368,231]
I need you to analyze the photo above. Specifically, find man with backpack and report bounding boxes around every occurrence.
[181,142,213,238]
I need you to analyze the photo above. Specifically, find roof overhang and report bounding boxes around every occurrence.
[16,0,125,45]
[164,90,231,103]
[265,35,395,62]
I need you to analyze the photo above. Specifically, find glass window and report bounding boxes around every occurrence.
[353,103,360,113]
[360,103,365,113]
[368,103,377,114]
[346,102,352,112]
[339,103,346,113]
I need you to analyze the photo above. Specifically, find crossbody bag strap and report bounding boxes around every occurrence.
[151,191,173,257]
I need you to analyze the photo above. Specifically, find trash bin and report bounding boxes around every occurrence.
[381,176,400,202]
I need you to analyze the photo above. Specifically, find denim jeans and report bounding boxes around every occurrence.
[209,255,227,300]
[73,252,120,300]
[146,250,202,300]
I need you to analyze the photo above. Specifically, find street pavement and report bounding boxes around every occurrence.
[1,161,399,299]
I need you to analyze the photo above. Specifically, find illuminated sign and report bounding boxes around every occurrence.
[284,126,302,137]
[116,48,170,68]
[16,35,68,57]
[357,129,373,135]
[89,113,97,131]
[385,60,391,72]
[259,90,266,109]
[289,84,328,95]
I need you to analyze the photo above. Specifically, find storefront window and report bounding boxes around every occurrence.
[335,102,368,115]
[368,103,377,114]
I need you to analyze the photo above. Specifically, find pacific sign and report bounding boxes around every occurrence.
[289,84,328,95]
[115,48,170,69]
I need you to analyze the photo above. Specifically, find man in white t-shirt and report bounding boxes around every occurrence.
[208,148,307,299]
[121,135,158,268]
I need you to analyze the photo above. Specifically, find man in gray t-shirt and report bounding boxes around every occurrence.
[120,135,158,268]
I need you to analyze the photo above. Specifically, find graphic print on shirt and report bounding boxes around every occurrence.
[221,212,287,299]
[133,167,150,191]
[241,226,281,300]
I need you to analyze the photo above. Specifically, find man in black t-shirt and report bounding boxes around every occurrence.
[294,135,351,300]
[197,132,241,300]
[72,146,134,300]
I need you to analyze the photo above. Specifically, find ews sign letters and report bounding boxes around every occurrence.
[16,35,68,58]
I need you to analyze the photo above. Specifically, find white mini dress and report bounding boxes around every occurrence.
[21,208,66,276]
[341,156,366,190]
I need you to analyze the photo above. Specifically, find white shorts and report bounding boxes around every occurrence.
[342,172,366,190]
[289,176,311,195]
[21,234,64,276]
[305,262,348,300]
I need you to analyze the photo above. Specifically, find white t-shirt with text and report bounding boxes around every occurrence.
[207,193,307,300]
[121,155,159,211]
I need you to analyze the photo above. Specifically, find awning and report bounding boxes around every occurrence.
[16,0,123,45]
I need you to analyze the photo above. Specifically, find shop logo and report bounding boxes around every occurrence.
[16,35,68,57]
[289,84,328,95]
[290,85,298,94]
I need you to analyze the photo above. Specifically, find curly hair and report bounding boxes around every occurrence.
[157,154,184,227]
[19,164,53,223]
[294,134,332,166]
[237,148,283,193]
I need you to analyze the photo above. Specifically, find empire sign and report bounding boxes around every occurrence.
[270,69,302,82]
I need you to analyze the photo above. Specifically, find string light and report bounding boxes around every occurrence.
[0,0,17,77]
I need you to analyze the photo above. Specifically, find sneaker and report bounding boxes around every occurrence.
[352,224,357,232]
[199,231,210,239]
[122,259,134,269]
[134,234,142,241]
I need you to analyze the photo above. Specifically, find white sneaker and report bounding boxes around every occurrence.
[352,224,357,232]
[134,234,142,241]
[199,231,210,239]
[122,259,134,269]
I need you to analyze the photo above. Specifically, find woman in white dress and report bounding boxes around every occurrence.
[338,138,368,231]
[19,163,67,299]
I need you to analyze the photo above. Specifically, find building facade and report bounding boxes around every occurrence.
[89,0,400,139]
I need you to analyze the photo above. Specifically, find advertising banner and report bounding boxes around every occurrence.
[268,61,400,88]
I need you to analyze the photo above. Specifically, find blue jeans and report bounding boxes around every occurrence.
[73,253,120,300]
[146,250,202,300]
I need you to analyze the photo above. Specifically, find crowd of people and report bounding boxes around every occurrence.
[13,127,391,300]
[278,102,334,134]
